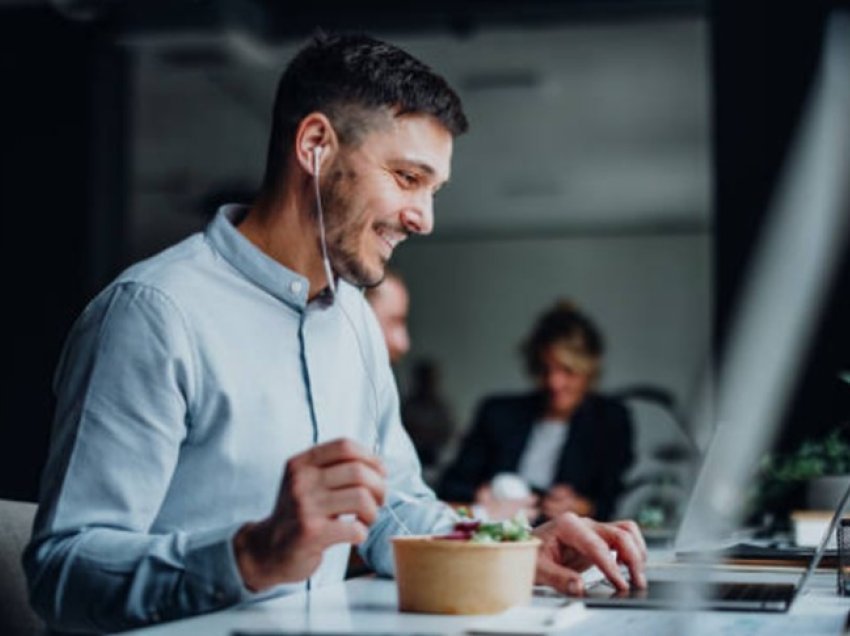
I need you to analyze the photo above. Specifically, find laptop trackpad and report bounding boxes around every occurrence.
[577,579,795,612]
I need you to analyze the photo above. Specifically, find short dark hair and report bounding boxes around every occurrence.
[261,32,468,196]
[521,300,604,378]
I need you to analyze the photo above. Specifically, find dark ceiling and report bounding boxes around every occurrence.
[52,0,705,40]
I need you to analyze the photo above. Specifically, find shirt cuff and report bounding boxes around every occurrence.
[183,523,265,606]
[185,522,309,610]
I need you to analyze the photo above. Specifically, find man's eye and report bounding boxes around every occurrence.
[397,170,418,186]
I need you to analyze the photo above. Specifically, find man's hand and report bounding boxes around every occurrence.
[233,438,386,591]
[532,512,647,595]
[475,484,539,521]
[540,484,595,519]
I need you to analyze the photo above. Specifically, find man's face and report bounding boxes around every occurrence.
[368,276,411,364]
[538,345,594,418]
[319,113,453,287]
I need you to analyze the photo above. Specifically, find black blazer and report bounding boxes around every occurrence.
[437,391,634,521]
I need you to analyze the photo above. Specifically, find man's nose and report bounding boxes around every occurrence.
[400,194,434,236]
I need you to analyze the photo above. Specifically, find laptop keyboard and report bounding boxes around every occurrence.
[579,578,797,609]
[716,583,794,602]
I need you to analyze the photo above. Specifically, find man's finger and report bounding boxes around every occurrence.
[322,517,370,547]
[320,486,381,525]
[614,519,648,561]
[596,523,647,589]
[306,438,385,473]
[321,461,386,504]
[535,553,586,596]
[557,515,629,591]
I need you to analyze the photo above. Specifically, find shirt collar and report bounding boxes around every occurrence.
[205,204,310,311]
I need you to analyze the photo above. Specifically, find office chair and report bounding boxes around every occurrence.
[610,384,696,535]
[0,499,44,636]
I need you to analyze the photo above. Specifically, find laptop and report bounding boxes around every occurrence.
[572,480,850,612]
[552,10,850,613]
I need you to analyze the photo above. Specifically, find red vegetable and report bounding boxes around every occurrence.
[453,520,481,533]
[437,531,473,540]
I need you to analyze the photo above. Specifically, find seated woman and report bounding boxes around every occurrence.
[438,300,634,522]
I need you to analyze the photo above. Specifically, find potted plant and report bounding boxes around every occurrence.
[755,371,850,514]
[758,427,850,512]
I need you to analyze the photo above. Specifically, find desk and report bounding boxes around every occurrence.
[123,559,850,636]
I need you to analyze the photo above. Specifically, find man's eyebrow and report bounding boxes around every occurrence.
[394,159,451,186]
[394,159,437,178]
[395,157,436,176]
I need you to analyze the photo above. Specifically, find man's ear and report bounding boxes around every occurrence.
[294,112,338,176]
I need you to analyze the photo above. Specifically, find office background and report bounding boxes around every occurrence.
[2,0,847,505]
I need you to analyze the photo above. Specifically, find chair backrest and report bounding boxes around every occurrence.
[611,384,695,467]
[0,499,44,636]
[610,384,695,523]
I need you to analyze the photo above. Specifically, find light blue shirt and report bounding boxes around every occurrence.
[24,205,456,633]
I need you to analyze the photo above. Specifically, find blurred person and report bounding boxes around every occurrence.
[365,275,454,470]
[439,300,634,522]
[401,359,455,470]
[25,34,645,634]
[365,269,410,364]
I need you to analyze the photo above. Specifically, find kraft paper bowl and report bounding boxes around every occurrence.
[391,535,541,615]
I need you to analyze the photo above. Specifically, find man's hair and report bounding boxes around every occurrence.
[521,300,604,378]
[261,32,468,197]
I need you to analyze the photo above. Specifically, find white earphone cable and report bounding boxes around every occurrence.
[313,148,336,297]
[312,146,412,535]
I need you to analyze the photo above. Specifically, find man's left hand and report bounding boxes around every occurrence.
[532,512,647,595]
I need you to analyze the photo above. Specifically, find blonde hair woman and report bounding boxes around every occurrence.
[438,300,634,522]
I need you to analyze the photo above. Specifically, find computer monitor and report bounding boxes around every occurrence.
[675,9,850,553]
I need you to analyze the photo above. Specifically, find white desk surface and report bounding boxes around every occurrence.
[122,559,850,636]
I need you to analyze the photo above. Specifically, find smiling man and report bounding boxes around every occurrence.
[24,33,645,633]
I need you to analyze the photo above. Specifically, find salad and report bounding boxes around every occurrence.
[438,510,532,543]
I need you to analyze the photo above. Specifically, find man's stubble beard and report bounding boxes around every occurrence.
[319,177,386,289]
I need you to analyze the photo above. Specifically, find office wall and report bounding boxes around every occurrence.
[392,231,712,436]
[1,8,130,502]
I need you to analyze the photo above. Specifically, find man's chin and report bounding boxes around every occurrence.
[336,260,385,289]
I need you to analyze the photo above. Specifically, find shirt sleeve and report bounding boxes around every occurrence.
[23,282,257,633]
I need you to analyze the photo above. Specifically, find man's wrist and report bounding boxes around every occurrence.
[233,521,275,592]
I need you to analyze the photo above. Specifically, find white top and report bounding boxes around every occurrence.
[517,419,570,491]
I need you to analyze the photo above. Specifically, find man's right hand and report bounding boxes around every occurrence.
[233,438,386,591]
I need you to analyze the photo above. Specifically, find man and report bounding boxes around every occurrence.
[365,269,410,364]
[24,33,646,633]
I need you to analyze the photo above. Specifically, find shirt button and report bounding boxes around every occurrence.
[289,280,303,294]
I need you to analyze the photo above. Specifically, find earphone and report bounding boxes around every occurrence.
[309,142,417,534]
[312,145,336,297]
